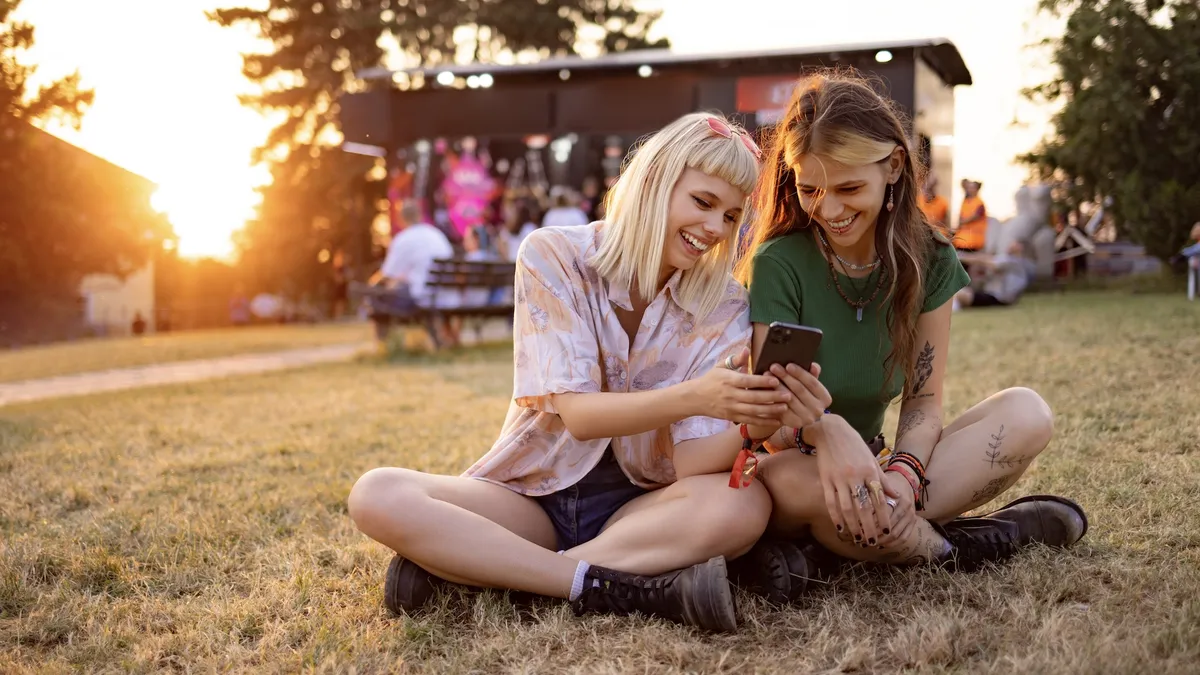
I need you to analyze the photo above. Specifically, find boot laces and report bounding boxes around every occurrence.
[947,524,1019,569]
[576,568,674,615]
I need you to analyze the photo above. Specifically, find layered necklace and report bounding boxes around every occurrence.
[816,228,886,322]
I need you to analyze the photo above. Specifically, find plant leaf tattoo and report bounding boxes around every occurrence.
[908,342,934,399]
[897,409,926,441]
[983,425,1026,469]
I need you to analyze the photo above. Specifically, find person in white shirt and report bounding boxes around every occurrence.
[369,201,454,318]
[540,188,590,228]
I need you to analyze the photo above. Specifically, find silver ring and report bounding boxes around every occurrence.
[885,497,898,509]
[724,354,736,370]
[854,484,871,509]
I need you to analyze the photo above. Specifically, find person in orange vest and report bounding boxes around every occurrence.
[919,174,950,236]
[954,179,987,251]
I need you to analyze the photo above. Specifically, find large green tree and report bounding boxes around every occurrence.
[1022,0,1200,262]
[0,0,168,343]
[210,0,667,299]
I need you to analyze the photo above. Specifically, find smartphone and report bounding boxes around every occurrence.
[753,322,823,376]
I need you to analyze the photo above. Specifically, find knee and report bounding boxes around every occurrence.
[1003,387,1055,451]
[347,467,420,538]
[692,479,772,555]
[760,457,823,520]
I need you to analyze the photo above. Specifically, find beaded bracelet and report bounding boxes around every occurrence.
[886,451,931,509]
[792,410,830,456]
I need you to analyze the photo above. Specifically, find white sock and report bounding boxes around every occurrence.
[568,560,591,601]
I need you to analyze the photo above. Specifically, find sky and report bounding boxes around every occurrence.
[14,0,1059,259]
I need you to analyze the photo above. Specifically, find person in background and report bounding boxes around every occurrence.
[541,187,590,228]
[953,179,988,251]
[497,200,540,262]
[229,286,251,326]
[580,175,605,221]
[955,240,1035,308]
[330,250,349,319]
[367,201,455,344]
[1181,222,1200,260]
[919,174,950,237]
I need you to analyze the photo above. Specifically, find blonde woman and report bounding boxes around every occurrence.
[348,113,829,632]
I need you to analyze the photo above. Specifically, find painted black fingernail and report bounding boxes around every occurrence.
[836,524,843,532]
[854,534,862,542]
[868,538,876,545]
[882,528,890,535]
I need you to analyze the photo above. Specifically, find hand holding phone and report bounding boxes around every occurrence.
[753,322,823,376]
[753,321,832,433]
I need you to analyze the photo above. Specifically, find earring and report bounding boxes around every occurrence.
[886,184,895,212]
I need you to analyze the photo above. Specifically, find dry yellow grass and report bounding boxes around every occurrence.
[1,292,1197,673]
[0,322,373,384]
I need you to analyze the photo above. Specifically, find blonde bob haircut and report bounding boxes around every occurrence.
[590,112,761,319]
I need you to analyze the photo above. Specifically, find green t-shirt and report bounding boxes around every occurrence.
[748,229,969,440]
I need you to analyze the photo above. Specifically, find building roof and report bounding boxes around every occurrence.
[357,37,972,87]
[23,125,157,193]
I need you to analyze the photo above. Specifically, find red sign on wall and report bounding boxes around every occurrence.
[736,75,801,113]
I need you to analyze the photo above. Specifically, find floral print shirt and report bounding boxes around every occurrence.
[463,222,752,496]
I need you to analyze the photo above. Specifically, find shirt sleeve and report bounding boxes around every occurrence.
[923,242,971,312]
[747,253,803,325]
[670,287,752,445]
[511,234,603,414]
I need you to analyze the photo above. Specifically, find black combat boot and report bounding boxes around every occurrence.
[570,556,738,632]
[937,495,1088,572]
[383,555,459,615]
[728,538,815,605]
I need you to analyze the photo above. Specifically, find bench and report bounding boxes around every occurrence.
[355,258,516,347]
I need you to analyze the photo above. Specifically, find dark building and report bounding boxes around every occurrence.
[340,38,971,201]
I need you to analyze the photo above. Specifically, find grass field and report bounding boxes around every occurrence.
[0,322,373,384]
[1,292,1197,673]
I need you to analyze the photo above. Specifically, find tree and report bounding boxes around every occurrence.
[1022,0,1200,262]
[210,0,667,299]
[0,0,169,342]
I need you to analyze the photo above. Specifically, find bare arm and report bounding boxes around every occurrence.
[894,299,954,466]
[551,384,697,442]
[551,365,785,442]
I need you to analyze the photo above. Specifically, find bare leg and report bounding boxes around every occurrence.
[348,468,576,597]
[568,474,772,575]
[349,469,773,597]
[918,387,1055,521]
[757,387,1055,564]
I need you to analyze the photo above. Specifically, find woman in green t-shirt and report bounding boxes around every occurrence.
[729,72,1088,604]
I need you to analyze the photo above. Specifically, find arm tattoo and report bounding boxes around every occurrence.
[908,342,935,398]
[896,409,926,441]
[983,425,1027,469]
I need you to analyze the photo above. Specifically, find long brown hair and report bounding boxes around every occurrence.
[735,70,938,397]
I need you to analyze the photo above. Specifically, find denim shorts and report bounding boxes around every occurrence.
[533,448,648,551]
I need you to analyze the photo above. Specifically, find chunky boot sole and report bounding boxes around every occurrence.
[730,539,811,605]
[680,556,738,633]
